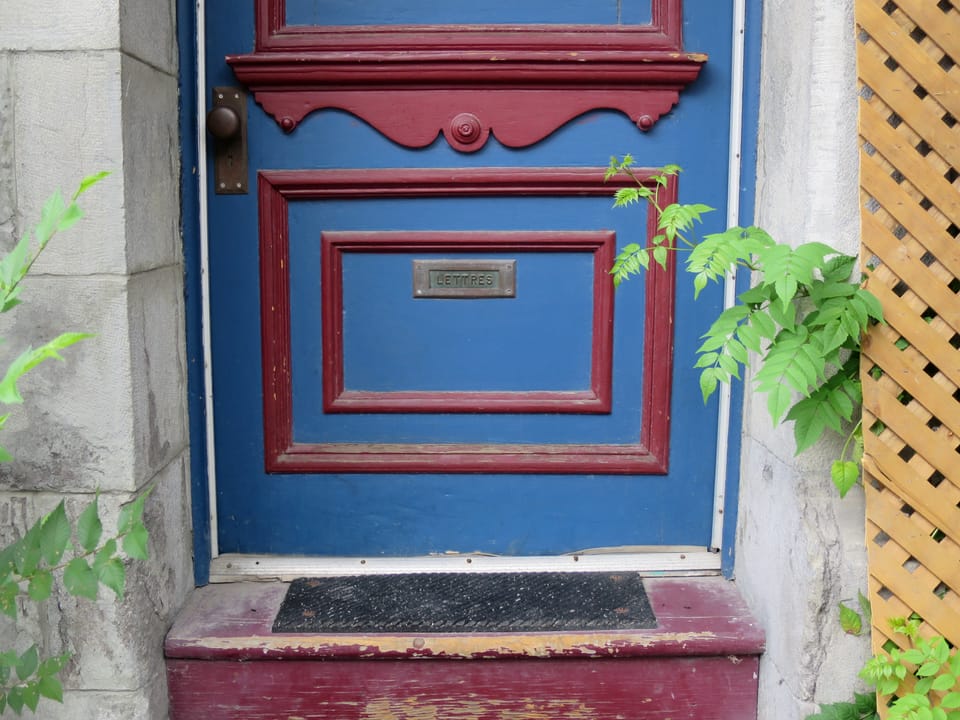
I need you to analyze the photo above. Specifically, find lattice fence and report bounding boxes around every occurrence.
[856,0,960,668]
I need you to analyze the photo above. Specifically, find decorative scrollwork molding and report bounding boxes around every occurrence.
[228,0,706,150]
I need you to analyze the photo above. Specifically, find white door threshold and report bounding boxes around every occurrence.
[208,549,721,583]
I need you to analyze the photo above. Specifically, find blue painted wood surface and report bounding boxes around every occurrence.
[284,0,652,27]
[204,0,736,556]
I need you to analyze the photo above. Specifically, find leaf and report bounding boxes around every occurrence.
[831,461,860,498]
[13,521,42,577]
[941,693,960,709]
[97,557,125,599]
[613,186,651,207]
[37,674,63,703]
[858,591,873,625]
[751,309,778,340]
[699,367,719,403]
[27,569,53,602]
[805,700,865,720]
[63,558,99,600]
[822,255,858,283]
[736,322,763,353]
[37,654,69,678]
[918,661,942,677]
[35,189,66,247]
[92,538,117,571]
[839,602,863,635]
[903,649,927,664]
[16,646,38,682]
[0,580,17,618]
[854,692,877,715]
[932,673,956,692]
[76,494,103,553]
[787,394,844,454]
[40,501,71,566]
[56,202,83,233]
[73,170,111,199]
[21,682,40,712]
[652,244,668,270]
[857,288,884,322]
[122,522,149,561]
[118,486,153,535]
[754,328,826,423]
[6,686,23,714]
[935,637,952,664]
[0,332,93,404]
[0,231,33,289]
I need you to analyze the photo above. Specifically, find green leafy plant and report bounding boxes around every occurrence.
[0,173,152,716]
[806,692,879,720]
[607,157,883,494]
[839,591,874,637]
[859,618,960,720]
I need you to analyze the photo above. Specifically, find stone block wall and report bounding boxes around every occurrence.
[736,1,872,718]
[0,2,191,718]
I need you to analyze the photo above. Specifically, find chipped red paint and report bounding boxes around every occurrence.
[320,231,615,415]
[166,577,763,719]
[227,0,705,143]
[257,167,677,475]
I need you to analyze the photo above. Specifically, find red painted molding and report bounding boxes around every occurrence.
[321,231,614,415]
[258,167,676,474]
[228,0,705,145]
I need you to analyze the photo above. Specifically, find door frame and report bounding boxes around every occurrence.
[179,0,763,585]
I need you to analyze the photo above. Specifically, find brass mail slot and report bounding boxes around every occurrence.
[413,260,516,298]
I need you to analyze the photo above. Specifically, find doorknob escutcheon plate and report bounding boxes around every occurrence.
[208,87,248,195]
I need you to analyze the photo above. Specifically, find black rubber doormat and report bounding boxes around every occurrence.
[272,571,656,633]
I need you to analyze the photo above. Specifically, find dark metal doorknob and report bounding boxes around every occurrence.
[207,87,248,194]
[207,106,241,140]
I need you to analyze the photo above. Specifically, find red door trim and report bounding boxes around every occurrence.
[321,231,615,415]
[258,167,676,475]
[228,0,705,142]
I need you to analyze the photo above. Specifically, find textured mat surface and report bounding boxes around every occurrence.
[272,571,656,633]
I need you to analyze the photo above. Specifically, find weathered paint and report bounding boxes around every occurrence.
[166,578,763,718]
[167,654,761,719]
[167,577,762,660]
[232,0,705,138]
[257,169,675,475]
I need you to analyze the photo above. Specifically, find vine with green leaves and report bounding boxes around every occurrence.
[607,156,882,495]
[0,174,152,716]
[608,156,960,719]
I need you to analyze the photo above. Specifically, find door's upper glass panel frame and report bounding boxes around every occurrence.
[258,0,680,51]
[284,0,653,29]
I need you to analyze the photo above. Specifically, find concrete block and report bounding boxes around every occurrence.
[0,53,14,245]
[128,265,189,485]
[32,672,169,720]
[0,1,119,52]
[121,54,181,274]
[12,51,127,276]
[736,438,870,717]
[58,457,192,691]
[0,455,192,700]
[121,0,177,75]
[0,275,137,493]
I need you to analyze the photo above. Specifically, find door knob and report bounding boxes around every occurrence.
[208,87,248,194]
[207,106,241,140]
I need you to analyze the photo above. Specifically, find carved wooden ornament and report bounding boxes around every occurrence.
[228,0,706,151]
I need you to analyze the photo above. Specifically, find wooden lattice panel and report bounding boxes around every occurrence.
[856,0,960,661]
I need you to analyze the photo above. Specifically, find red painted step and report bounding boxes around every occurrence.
[165,576,764,719]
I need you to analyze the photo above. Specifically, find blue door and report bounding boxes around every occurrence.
[203,0,737,557]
